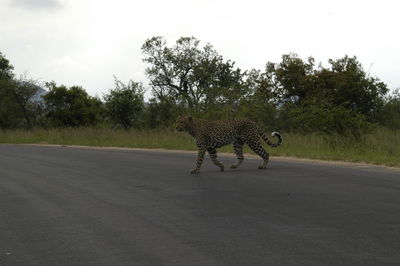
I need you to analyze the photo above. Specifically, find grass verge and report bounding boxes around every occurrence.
[1,127,399,167]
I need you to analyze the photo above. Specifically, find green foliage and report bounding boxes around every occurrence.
[103,77,145,129]
[11,76,43,130]
[317,56,388,121]
[44,82,104,127]
[273,54,316,104]
[142,36,244,113]
[0,41,396,141]
[0,60,42,129]
[236,68,279,130]
[140,46,391,137]
[144,98,182,129]
[0,53,17,128]
[280,101,373,138]
[380,89,400,130]
[0,52,14,80]
[0,79,20,129]
[248,54,387,137]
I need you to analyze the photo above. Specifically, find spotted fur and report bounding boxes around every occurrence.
[175,116,282,174]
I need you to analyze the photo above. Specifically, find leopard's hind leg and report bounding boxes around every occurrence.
[247,140,270,169]
[231,139,244,169]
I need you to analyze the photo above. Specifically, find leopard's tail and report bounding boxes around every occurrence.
[258,129,282,148]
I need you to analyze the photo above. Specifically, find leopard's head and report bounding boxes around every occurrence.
[175,115,193,132]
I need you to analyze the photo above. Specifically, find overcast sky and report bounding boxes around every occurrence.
[1,0,399,98]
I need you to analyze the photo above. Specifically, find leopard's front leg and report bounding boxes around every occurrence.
[191,148,206,174]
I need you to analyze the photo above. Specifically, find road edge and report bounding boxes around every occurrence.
[4,143,399,172]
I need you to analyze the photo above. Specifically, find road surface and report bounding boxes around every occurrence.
[0,144,399,265]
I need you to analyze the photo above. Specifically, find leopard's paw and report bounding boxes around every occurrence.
[190,169,200,174]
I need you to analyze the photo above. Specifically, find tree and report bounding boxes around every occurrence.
[272,53,316,105]
[9,75,42,130]
[0,78,41,130]
[380,89,400,130]
[144,97,180,129]
[0,52,17,128]
[141,36,244,114]
[0,52,14,80]
[0,54,42,129]
[316,56,388,122]
[0,79,19,129]
[238,68,279,130]
[44,82,104,127]
[279,101,373,137]
[246,54,389,137]
[103,77,145,129]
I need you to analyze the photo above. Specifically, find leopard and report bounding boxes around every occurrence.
[175,115,282,174]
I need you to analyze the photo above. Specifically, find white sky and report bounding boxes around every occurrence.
[1,0,399,98]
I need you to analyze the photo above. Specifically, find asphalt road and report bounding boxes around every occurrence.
[0,144,399,266]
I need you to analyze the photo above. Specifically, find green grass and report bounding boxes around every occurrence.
[277,130,400,167]
[1,127,399,167]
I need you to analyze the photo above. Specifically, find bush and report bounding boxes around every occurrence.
[380,89,400,130]
[44,82,104,127]
[103,78,145,129]
[280,102,373,138]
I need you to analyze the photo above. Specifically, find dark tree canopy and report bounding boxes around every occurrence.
[44,82,103,127]
[0,54,42,129]
[103,77,145,129]
[0,52,14,80]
